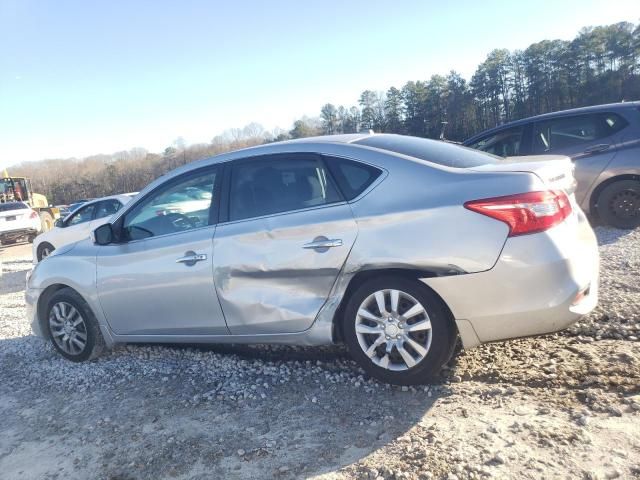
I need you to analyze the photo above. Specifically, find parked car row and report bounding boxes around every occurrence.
[26,133,599,385]
[464,101,640,229]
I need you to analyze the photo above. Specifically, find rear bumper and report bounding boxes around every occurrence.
[0,227,39,242]
[422,209,599,348]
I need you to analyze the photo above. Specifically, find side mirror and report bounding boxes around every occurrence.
[54,218,64,228]
[93,223,114,245]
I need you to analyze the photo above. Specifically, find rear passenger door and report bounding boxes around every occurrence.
[213,153,359,335]
[531,112,627,204]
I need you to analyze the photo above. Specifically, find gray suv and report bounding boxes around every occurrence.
[464,102,640,229]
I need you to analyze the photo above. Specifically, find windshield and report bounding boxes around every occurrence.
[0,180,14,196]
[355,135,500,168]
[0,202,28,212]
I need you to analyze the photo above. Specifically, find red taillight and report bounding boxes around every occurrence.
[29,211,39,219]
[464,190,572,236]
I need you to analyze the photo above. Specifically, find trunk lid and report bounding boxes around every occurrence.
[0,203,32,231]
[471,154,577,197]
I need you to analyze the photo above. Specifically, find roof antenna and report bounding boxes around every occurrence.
[439,121,448,141]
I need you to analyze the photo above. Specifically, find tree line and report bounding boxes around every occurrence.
[12,21,640,205]
[315,22,640,140]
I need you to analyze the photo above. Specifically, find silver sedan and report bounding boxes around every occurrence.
[25,134,599,385]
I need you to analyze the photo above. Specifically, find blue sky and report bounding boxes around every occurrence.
[1,0,639,168]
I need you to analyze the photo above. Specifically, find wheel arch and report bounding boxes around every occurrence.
[36,241,55,261]
[331,268,457,343]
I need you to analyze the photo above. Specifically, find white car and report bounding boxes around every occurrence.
[0,201,42,245]
[33,194,133,262]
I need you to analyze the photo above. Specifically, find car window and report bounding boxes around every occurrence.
[229,157,341,221]
[600,112,628,136]
[95,199,122,219]
[532,113,628,153]
[325,157,382,200]
[0,202,28,212]
[466,126,524,157]
[66,203,96,226]
[124,170,217,239]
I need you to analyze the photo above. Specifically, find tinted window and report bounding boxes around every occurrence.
[67,203,96,226]
[325,157,382,200]
[466,126,524,157]
[0,202,28,212]
[124,170,217,239]
[532,113,628,153]
[601,112,628,134]
[229,157,341,221]
[355,135,498,167]
[95,199,122,219]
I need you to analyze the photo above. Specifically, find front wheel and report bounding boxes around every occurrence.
[342,276,456,385]
[596,180,640,229]
[46,288,105,362]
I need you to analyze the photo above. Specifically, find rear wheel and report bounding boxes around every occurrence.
[46,288,104,362]
[342,276,456,385]
[37,242,55,262]
[596,180,640,229]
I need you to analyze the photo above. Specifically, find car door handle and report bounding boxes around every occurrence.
[303,238,343,249]
[583,143,609,154]
[176,252,207,266]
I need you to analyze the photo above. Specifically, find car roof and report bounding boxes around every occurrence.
[152,132,501,185]
[464,101,640,144]
[82,194,132,206]
[158,132,378,171]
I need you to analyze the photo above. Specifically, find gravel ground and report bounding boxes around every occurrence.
[0,227,639,480]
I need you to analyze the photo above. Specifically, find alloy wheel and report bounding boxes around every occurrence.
[355,289,433,371]
[49,301,88,355]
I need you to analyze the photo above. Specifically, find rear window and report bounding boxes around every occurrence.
[0,202,28,212]
[325,157,382,200]
[355,135,499,168]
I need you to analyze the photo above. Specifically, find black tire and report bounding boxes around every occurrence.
[46,288,105,362]
[596,180,640,229]
[37,242,55,262]
[342,276,457,385]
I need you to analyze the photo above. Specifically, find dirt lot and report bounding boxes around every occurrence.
[1,228,639,480]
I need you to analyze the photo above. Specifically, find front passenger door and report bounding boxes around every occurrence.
[57,202,98,246]
[96,167,227,336]
[466,125,528,157]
